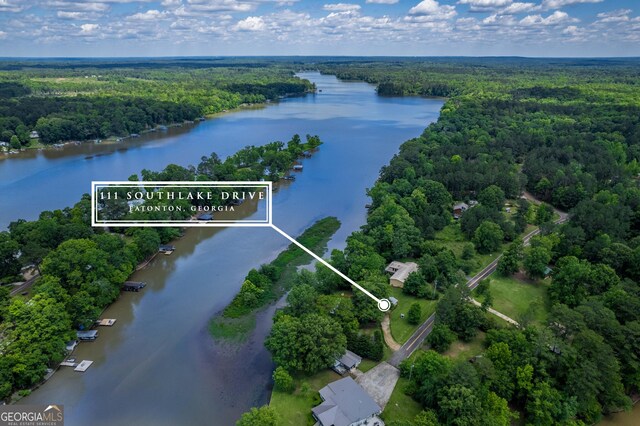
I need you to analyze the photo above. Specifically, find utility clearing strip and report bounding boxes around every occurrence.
[92,180,390,311]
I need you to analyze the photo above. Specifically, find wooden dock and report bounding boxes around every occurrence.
[96,318,116,326]
[74,360,93,372]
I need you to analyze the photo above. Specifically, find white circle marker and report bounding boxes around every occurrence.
[378,298,391,312]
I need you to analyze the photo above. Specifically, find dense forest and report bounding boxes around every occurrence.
[0,59,312,147]
[241,58,640,426]
[0,133,320,400]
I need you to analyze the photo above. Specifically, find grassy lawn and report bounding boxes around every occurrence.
[381,377,424,423]
[358,359,378,373]
[389,287,438,345]
[270,369,342,426]
[442,331,487,362]
[474,273,549,324]
[435,224,505,275]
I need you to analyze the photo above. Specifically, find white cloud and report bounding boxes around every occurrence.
[0,31,7,39]
[500,2,538,14]
[365,0,399,3]
[408,0,457,19]
[234,16,266,31]
[520,10,577,26]
[0,0,24,12]
[323,3,361,12]
[127,9,169,20]
[187,0,254,12]
[596,9,632,23]
[45,1,110,12]
[458,0,512,12]
[79,23,99,34]
[542,0,603,10]
[57,11,101,19]
[482,13,516,26]
[161,0,182,6]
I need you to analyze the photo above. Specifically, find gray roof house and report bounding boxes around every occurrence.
[312,377,383,426]
[332,350,362,375]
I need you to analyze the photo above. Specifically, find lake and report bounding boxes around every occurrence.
[15,72,443,425]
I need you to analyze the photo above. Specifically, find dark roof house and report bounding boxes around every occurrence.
[332,350,362,375]
[312,377,382,426]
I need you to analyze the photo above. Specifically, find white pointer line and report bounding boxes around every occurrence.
[271,224,391,312]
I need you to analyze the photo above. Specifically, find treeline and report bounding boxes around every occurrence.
[310,59,640,425]
[0,61,313,146]
[0,133,319,401]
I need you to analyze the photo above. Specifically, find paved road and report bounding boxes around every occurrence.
[9,274,39,296]
[389,200,568,366]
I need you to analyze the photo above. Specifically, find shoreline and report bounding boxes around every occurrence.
[0,89,314,159]
[9,136,319,404]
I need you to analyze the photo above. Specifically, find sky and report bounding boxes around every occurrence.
[0,0,638,57]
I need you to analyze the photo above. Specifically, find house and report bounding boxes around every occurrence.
[76,330,98,341]
[453,202,469,219]
[123,281,146,292]
[30,131,39,139]
[332,350,362,375]
[312,377,383,426]
[385,261,418,288]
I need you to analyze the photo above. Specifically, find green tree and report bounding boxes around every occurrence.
[523,246,551,279]
[479,185,506,211]
[265,314,346,373]
[285,283,317,317]
[0,231,21,279]
[9,135,20,150]
[535,203,554,225]
[272,366,294,393]
[548,256,590,307]
[473,221,504,254]
[404,271,428,298]
[461,243,475,260]
[408,302,422,325]
[438,384,482,426]
[130,228,161,261]
[427,324,456,353]
[497,238,523,276]
[236,406,278,426]
[40,238,126,292]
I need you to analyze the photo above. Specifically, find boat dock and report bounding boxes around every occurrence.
[123,281,146,292]
[74,360,93,372]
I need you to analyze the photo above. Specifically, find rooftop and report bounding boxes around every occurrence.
[337,350,362,369]
[386,261,418,284]
[312,377,381,426]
